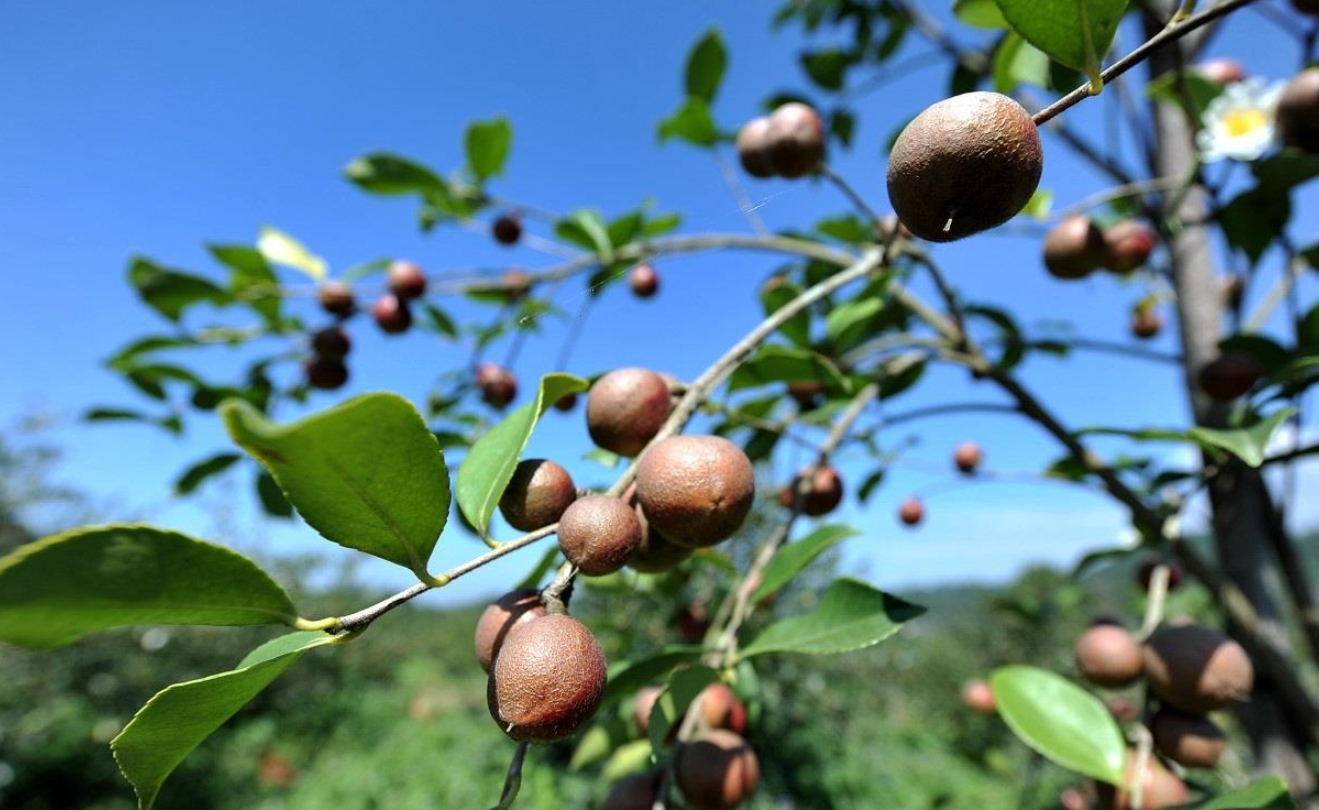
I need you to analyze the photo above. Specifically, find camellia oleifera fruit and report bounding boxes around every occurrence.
[1044,215,1108,280]
[586,367,673,457]
[473,588,547,673]
[953,441,983,474]
[1096,751,1189,810]
[786,380,824,409]
[318,280,355,318]
[778,465,844,516]
[387,259,427,300]
[898,497,924,527]
[304,356,348,390]
[887,92,1043,242]
[630,263,660,298]
[371,294,412,335]
[765,102,826,179]
[1151,710,1226,769]
[1199,58,1245,84]
[498,459,577,532]
[1105,220,1156,275]
[676,729,760,810]
[476,362,518,409]
[492,213,522,246]
[1278,68,1319,152]
[487,613,607,742]
[961,679,995,714]
[1074,622,1145,688]
[1197,352,1264,401]
[312,326,350,359]
[1132,309,1163,340]
[556,494,643,576]
[628,506,693,573]
[635,435,755,548]
[1144,623,1254,713]
[602,771,660,810]
[736,116,775,179]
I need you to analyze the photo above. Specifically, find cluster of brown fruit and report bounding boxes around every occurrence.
[1044,217,1157,281]
[493,209,659,299]
[304,326,351,390]
[601,684,758,810]
[737,102,827,180]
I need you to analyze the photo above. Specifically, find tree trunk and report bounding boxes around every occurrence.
[1142,11,1317,795]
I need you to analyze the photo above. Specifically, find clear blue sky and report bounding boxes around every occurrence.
[1,1,1314,607]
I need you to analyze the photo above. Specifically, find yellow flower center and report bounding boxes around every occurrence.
[1223,108,1267,138]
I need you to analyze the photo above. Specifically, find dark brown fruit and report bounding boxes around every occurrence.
[1132,310,1163,340]
[1044,216,1108,280]
[476,362,518,409]
[304,356,348,390]
[628,506,693,573]
[492,214,522,246]
[1294,0,1319,13]
[371,295,412,334]
[898,497,924,527]
[1199,58,1246,84]
[778,465,844,516]
[557,494,643,576]
[765,102,825,179]
[1151,710,1226,769]
[499,459,576,532]
[630,263,659,298]
[1279,68,1319,152]
[311,326,351,358]
[635,435,755,548]
[676,730,760,810]
[887,92,1043,242]
[786,380,824,409]
[1197,353,1263,401]
[1145,623,1254,713]
[318,281,355,318]
[1074,624,1144,688]
[586,368,673,456]
[1137,559,1184,592]
[953,441,983,474]
[961,679,996,714]
[1105,220,1156,275]
[387,260,427,300]
[1096,751,1190,810]
[501,269,533,302]
[736,116,775,179]
[602,772,660,810]
[487,613,607,742]
[633,686,662,734]
[700,683,748,735]
[553,392,578,412]
[473,588,547,673]
[677,601,712,644]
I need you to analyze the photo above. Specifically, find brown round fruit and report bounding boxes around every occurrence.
[387,260,427,300]
[1044,215,1108,280]
[473,588,547,673]
[476,362,518,409]
[1145,623,1254,713]
[778,465,844,516]
[1105,220,1156,275]
[553,392,578,412]
[486,613,607,742]
[961,679,996,714]
[602,772,660,810]
[765,102,825,179]
[557,494,643,576]
[630,263,660,299]
[700,683,748,735]
[953,441,983,474]
[492,214,522,246]
[305,356,348,390]
[500,269,533,303]
[1278,68,1319,152]
[1199,58,1246,84]
[1132,310,1163,340]
[1096,751,1190,810]
[318,280,355,318]
[887,92,1043,242]
[628,506,693,573]
[1197,353,1264,401]
[635,435,756,548]
[676,729,760,810]
[586,368,673,457]
[371,295,412,334]
[1074,623,1144,688]
[736,116,776,179]
[499,459,576,532]
[312,326,351,358]
[786,380,824,409]
[898,497,924,527]
[1151,710,1226,769]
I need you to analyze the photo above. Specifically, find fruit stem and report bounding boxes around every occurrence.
[484,742,528,810]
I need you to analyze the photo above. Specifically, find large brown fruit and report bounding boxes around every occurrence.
[1044,215,1108,280]
[736,116,775,179]
[887,92,1043,242]
[765,102,825,179]
[1197,353,1263,401]
[1144,623,1254,713]
[628,506,693,573]
[636,435,755,548]
[556,494,642,576]
[777,465,844,516]
[1151,710,1226,769]
[487,613,607,742]
[586,368,673,456]
[473,588,547,672]
[1074,623,1144,688]
[1104,220,1156,275]
[387,259,427,300]
[498,459,576,532]
[602,772,660,810]
[1279,68,1319,152]
[1096,751,1190,810]
[676,729,760,810]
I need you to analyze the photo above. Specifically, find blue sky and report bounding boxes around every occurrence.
[1,1,1315,608]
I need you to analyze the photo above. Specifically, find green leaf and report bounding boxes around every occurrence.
[760,279,812,348]
[816,215,874,245]
[256,226,326,281]
[1181,778,1297,810]
[583,447,622,469]
[1020,188,1054,221]
[994,32,1052,94]
[1146,69,1225,117]
[255,469,293,518]
[0,525,298,649]
[728,345,848,393]
[737,578,924,660]
[955,0,1008,28]
[112,631,336,809]
[173,452,242,495]
[514,545,563,590]
[569,716,630,771]
[642,212,683,237]
[1188,408,1295,467]
[455,373,588,538]
[555,209,614,258]
[603,646,706,704]
[801,48,854,91]
[128,258,231,323]
[826,297,885,351]
[658,97,719,147]
[222,394,450,578]
[465,116,513,182]
[990,665,1126,784]
[601,739,654,782]
[685,28,727,103]
[992,0,1127,72]
[208,244,281,328]
[753,525,858,603]
[343,152,447,197]
[1219,187,1291,266]
[649,665,721,754]
[105,336,197,370]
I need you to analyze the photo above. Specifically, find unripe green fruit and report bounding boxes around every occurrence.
[628,506,693,573]
[778,465,844,516]
[1074,623,1144,688]
[602,772,660,810]
[887,92,1043,242]
[1145,623,1254,713]
[1197,352,1263,401]
[1044,215,1108,280]
[676,729,760,810]
[486,613,607,742]
[1151,710,1226,769]
[318,281,355,318]
[736,116,775,179]
[499,459,577,532]
[586,368,673,457]
[1279,68,1319,153]
[473,588,547,673]
[765,102,825,179]
[1096,750,1189,810]
[387,260,427,300]
[371,294,412,334]
[556,494,642,576]
[636,435,755,548]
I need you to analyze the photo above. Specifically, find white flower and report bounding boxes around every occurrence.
[1197,78,1285,163]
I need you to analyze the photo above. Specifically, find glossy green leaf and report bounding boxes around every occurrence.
[569,716,630,771]
[990,665,1125,784]
[112,631,336,809]
[992,0,1127,72]
[0,525,298,649]
[1183,778,1296,810]
[465,116,513,182]
[658,97,718,147]
[825,298,884,350]
[455,373,588,538]
[728,345,848,393]
[603,646,706,704]
[737,577,924,660]
[601,739,653,782]
[801,48,854,91]
[1219,186,1291,266]
[128,258,230,323]
[208,244,281,327]
[173,452,242,495]
[649,665,721,754]
[256,226,326,281]
[994,32,1051,93]
[955,0,1008,28]
[255,469,293,518]
[555,209,613,257]
[760,278,812,348]
[343,152,446,197]
[753,525,858,602]
[1188,408,1295,467]
[222,394,450,578]
[685,28,727,103]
